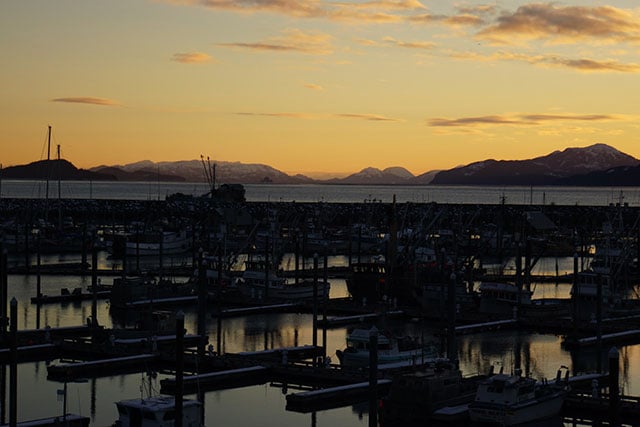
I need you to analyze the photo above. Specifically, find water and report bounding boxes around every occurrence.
[1,181,639,426]
[2,180,640,205]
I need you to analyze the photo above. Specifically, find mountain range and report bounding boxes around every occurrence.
[3,143,640,186]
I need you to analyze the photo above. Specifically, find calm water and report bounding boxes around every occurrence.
[2,181,639,426]
[2,179,640,205]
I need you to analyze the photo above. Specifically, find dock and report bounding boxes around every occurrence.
[47,353,160,381]
[318,310,405,328]
[0,414,90,427]
[286,379,392,412]
[454,319,518,334]
[562,329,640,348]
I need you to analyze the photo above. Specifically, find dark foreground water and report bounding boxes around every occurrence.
[2,251,639,426]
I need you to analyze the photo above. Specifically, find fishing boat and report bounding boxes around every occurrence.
[468,368,569,425]
[335,327,438,368]
[114,395,201,427]
[478,281,532,315]
[236,259,330,301]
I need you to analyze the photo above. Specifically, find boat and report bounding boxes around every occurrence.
[478,281,532,315]
[114,395,201,427]
[468,368,569,425]
[109,275,197,310]
[382,360,483,424]
[335,327,438,368]
[236,259,330,301]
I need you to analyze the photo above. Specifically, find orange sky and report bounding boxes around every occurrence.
[3,1,640,178]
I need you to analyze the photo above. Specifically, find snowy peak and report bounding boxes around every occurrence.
[431,144,639,185]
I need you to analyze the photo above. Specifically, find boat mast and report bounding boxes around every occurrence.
[44,125,52,221]
[57,144,62,230]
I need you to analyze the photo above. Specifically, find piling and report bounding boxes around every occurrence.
[368,327,378,427]
[9,297,17,427]
[91,246,98,335]
[197,249,206,359]
[609,347,620,426]
[572,253,578,331]
[175,310,185,427]
[312,254,318,366]
[322,249,328,361]
[447,272,457,366]
[36,233,41,298]
[217,245,223,354]
[1,248,7,341]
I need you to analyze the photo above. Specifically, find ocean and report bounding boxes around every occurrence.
[2,179,640,205]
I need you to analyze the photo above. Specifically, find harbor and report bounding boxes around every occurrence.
[2,189,640,426]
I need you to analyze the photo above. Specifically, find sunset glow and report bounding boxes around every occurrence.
[2,1,640,178]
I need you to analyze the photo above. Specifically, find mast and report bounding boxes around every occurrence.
[45,125,52,208]
[57,144,62,230]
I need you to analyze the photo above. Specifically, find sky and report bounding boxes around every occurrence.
[2,1,640,178]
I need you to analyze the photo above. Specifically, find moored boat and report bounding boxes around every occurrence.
[237,259,330,301]
[335,327,438,368]
[114,395,201,427]
[468,368,569,425]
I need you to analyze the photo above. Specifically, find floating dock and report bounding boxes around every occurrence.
[286,379,392,412]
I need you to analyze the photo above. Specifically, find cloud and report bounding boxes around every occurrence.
[478,4,640,44]
[171,52,213,63]
[382,36,436,49]
[447,49,640,73]
[51,97,120,106]
[233,111,402,121]
[428,113,618,127]
[165,0,417,22]
[218,29,333,55]
[335,113,403,122]
[304,83,325,91]
[235,112,316,119]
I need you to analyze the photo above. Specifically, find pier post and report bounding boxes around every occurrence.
[447,272,457,366]
[197,249,206,360]
[175,310,185,427]
[217,243,223,355]
[368,327,378,427]
[596,275,603,373]
[91,245,98,335]
[609,347,619,427]
[1,248,7,341]
[312,254,318,366]
[81,223,87,274]
[264,235,269,300]
[572,253,578,331]
[322,248,328,361]
[36,232,41,298]
[9,297,17,427]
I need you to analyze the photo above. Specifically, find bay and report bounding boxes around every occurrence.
[1,179,640,205]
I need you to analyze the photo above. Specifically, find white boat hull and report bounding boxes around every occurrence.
[469,392,565,425]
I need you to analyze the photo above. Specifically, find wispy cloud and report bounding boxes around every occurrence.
[447,49,640,73]
[478,4,640,44]
[165,0,416,22]
[218,29,333,55]
[171,52,213,63]
[51,97,120,106]
[382,36,436,49]
[304,83,325,91]
[335,113,403,122]
[235,112,317,119]
[428,113,618,127]
[233,111,402,121]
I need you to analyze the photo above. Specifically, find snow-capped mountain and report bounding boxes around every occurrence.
[431,144,639,185]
